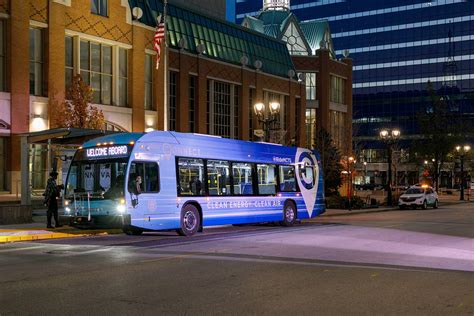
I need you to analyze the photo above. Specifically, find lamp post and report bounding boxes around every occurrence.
[379,129,401,206]
[254,101,281,142]
[363,161,367,185]
[346,156,355,210]
[455,145,471,201]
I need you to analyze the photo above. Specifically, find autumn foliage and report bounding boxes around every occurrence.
[51,75,105,129]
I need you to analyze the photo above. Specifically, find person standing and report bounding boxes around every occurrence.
[43,171,63,228]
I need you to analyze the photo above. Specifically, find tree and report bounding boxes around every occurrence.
[51,75,105,129]
[412,81,465,191]
[314,128,343,196]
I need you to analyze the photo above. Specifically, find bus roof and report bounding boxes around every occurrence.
[81,131,317,162]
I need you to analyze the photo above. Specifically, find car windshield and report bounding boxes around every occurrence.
[405,187,424,194]
[65,158,128,200]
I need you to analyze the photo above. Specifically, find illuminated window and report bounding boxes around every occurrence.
[330,75,345,104]
[281,22,309,56]
[29,28,44,96]
[91,0,108,17]
[208,80,240,139]
[257,164,277,195]
[177,158,204,196]
[305,73,316,100]
[80,40,113,105]
[207,160,231,196]
[232,162,254,195]
[306,108,317,148]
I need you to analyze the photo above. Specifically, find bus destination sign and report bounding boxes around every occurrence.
[86,145,129,159]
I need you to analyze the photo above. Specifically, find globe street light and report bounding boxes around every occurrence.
[254,101,281,142]
[455,145,471,201]
[379,128,401,206]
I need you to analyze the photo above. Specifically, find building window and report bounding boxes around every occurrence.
[249,88,255,141]
[305,73,316,100]
[80,40,112,105]
[169,71,177,131]
[330,75,345,104]
[0,20,5,92]
[65,36,74,91]
[118,48,128,106]
[91,0,108,17]
[189,76,196,132]
[144,54,153,110]
[208,80,240,139]
[330,110,345,150]
[306,108,317,148]
[29,28,44,96]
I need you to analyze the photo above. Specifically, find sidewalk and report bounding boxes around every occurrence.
[322,193,471,217]
[0,194,471,243]
[0,209,121,243]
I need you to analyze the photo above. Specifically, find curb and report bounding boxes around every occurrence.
[0,228,122,244]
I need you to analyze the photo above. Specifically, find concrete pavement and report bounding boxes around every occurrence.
[0,194,470,243]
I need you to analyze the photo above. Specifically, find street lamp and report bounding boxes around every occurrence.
[254,101,281,142]
[455,145,471,201]
[346,156,356,210]
[379,128,401,206]
[363,161,367,185]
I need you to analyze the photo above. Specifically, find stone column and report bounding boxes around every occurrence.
[9,1,30,194]
[317,48,330,132]
[131,26,145,132]
[48,1,66,126]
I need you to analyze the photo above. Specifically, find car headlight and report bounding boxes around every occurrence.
[65,207,71,213]
[117,204,126,213]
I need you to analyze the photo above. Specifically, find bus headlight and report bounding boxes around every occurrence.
[117,204,126,213]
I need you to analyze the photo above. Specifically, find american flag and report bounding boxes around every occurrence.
[154,14,165,69]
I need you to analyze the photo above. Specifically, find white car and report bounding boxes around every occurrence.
[398,185,439,209]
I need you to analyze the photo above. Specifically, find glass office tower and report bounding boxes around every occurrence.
[236,0,474,185]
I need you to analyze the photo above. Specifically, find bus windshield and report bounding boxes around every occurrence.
[65,158,128,200]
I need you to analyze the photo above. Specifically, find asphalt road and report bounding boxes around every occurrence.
[1,203,473,315]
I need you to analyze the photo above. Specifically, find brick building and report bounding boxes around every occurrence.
[0,0,351,195]
[241,1,353,154]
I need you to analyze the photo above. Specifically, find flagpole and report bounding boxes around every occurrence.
[163,0,168,131]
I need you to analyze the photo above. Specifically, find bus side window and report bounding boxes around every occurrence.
[279,165,296,192]
[177,158,205,196]
[128,162,160,194]
[257,164,277,195]
[232,162,254,195]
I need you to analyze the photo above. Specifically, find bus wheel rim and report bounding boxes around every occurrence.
[184,211,196,230]
[285,207,295,222]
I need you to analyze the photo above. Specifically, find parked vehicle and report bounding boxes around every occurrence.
[398,185,438,209]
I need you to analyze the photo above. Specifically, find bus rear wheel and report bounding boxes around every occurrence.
[177,204,200,236]
[280,201,296,227]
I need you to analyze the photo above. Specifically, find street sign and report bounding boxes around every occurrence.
[254,129,265,138]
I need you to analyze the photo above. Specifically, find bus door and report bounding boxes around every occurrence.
[127,161,160,229]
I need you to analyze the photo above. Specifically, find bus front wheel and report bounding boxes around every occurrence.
[280,201,297,227]
[123,226,143,236]
[177,204,200,236]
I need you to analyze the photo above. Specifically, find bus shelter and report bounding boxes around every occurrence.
[19,128,115,206]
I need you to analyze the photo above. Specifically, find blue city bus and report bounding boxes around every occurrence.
[63,131,325,236]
